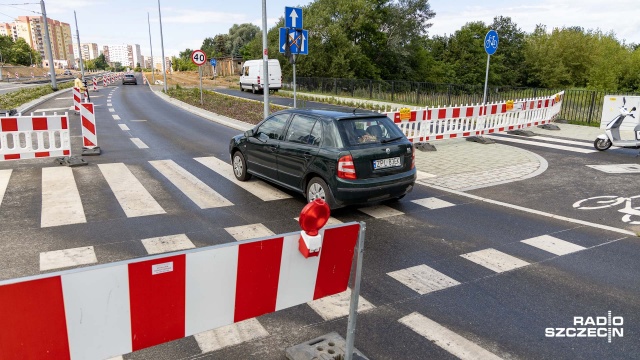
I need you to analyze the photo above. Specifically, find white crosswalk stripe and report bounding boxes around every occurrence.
[307,288,375,321]
[225,223,275,241]
[521,235,585,255]
[195,156,291,201]
[141,234,196,255]
[150,160,233,209]
[412,197,455,210]
[399,312,504,360]
[460,248,530,273]
[41,167,86,227]
[98,163,166,217]
[484,134,597,154]
[40,246,97,271]
[388,264,460,295]
[130,138,149,149]
[358,204,404,218]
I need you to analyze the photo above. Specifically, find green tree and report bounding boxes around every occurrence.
[489,16,527,87]
[227,23,260,58]
[94,54,108,70]
[11,38,34,66]
[0,35,14,64]
[201,37,216,58]
[443,22,489,85]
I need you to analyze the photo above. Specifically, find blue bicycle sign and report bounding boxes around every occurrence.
[484,30,499,55]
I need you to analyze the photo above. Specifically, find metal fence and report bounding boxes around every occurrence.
[284,77,640,125]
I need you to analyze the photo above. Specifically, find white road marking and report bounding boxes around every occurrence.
[0,169,11,209]
[141,234,196,255]
[521,235,586,256]
[194,318,268,353]
[417,170,437,179]
[484,135,597,154]
[460,248,529,273]
[194,156,292,201]
[388,264,460,295]
[33,107,73,112]
[118,124,130,131]
[41,167,86,227]
[419,183,638,236]
[40,246,97,271]
[98,163,165,217]
[358,205,404,218]
[112,115,120,120]
[294,216,343,226]
[399,312,504,360]
[307,288,375,321]
[225,223,274,241]
[55,97,73,100]
[149,160,233,209]
[520,135,593,147]
[107,103,112,107]
[130,120,147,122]
[130,138,149,149]
[109,108,115,112]
[412,197,456,210]
[587,164,640,174]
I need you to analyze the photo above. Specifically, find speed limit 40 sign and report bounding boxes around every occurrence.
[191,49,206,66]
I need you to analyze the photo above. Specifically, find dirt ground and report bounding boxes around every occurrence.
[142,70,239,90]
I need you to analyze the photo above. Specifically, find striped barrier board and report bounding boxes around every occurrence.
[0,114,71,161]
[384,92,565,142]
[0,222,360,359]
[72,87,81,112]
[80,102,98,150]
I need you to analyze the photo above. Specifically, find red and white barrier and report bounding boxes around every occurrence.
[0,221,360,359]
[103,77,107,87]
[143,75,147,85]
[384,92,565,142]
[0,114,71,161]
[92,77,97,91]
[72,87,81,113]
[14,72,18,80]
[80,102,98,151]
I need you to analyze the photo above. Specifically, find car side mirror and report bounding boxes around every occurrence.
[244,129,254,137]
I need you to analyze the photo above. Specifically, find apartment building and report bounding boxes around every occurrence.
[0,16,74,65]
[73,43,100,61]
[103,44,143,68]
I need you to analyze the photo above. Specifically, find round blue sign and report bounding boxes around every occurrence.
[210,59,217,66]
[484,30,499,55]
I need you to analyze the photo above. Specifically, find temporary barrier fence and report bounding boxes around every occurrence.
[0,219,363,360]
[92,77,98,91]
[0,113,71,161]
[383,91,564,142]
[80,101,100,155]
[72,87,81,113]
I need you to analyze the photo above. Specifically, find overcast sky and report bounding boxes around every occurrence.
[0,0,637,59]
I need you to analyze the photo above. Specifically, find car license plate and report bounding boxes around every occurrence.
[373,157,401,169]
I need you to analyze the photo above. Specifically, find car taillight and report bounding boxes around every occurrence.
[257,76,260,85]
[411,146,415,169]
[338,155,357,180]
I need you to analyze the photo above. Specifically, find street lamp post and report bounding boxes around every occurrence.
[41,0,57,89]
[147,12,155,84]
[74,11,85,82]
[157,0,167,92]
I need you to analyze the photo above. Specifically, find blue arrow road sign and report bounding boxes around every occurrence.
[285,7,303,29]
[280,28,309,55]
[484,29,499,55]
[210,59,216,67]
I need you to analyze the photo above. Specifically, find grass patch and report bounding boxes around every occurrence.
[167,87,287,125]
[0,81,73,110]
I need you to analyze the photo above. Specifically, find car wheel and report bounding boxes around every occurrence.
[239,83,244,92]
[252,85,256,94]
[307,177,335,209]
[232,151,251,181]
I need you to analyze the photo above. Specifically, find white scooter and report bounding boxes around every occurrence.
[594,97,640,152]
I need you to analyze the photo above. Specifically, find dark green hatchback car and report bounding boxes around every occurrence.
[229,109,416,209]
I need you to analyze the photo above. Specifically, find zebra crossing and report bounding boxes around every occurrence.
[484,133,597,154]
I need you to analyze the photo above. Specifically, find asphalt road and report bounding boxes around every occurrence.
[0,77,637,359]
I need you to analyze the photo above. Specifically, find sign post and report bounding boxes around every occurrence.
[482,29,499,107]
[280,7,308,108]
[191,49,206,105]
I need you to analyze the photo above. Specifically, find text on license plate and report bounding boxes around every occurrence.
[373,157,401,169]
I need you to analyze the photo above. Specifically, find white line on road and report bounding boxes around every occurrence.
[141,234,195,255]
[33,107,73,113]
[484,135,597,154]
[460,248,530,273]
[112,115,120,120]
[194,156,292,201]
[225,223,274,241]
[98,163,165,217]
[307,288,375,321]
[388,264,460,295]
[41,167,86,227]
[412,197,456,210]
[109,108,115,112]
[0,169,11,209]
[521,235,586,256]
[118,124,129,131]
[522,135,593,147]
[130,138,149,149]
[149,160,233,209]
[358,205,404,218]
[194,318,268,353]
[399,312,504,360]
[40,246,97,271]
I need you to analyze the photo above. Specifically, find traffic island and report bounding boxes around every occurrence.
[285,332,369,360]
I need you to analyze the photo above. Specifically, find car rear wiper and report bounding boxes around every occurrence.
[381,136,403,143]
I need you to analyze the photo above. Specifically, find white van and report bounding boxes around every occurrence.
[239,59,282,93]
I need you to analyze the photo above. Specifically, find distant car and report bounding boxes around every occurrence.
[123,74,137,85]
[229,109,416,209]
[63,70,72,75]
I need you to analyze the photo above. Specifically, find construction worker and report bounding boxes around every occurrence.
[74,74,85,93]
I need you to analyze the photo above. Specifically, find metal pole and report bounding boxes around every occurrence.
[157,0,167,92]
[262,0,269,118]
[482,54,490,105]
[199,65,203,105]
[293,55,297,108]
[41,0,57,89]
[345,222,366,360]
[74,11,85,82]
[148,12,155,84]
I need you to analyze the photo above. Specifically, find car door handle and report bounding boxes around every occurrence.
[268,145,278,152]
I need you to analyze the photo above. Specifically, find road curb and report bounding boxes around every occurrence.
[18,87,73,114]
[149,87,253,132]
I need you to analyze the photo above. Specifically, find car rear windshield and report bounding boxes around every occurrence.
[337,117,405,146]
[125,75,134,78]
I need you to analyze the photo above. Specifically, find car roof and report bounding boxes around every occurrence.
[279,108,386,121]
